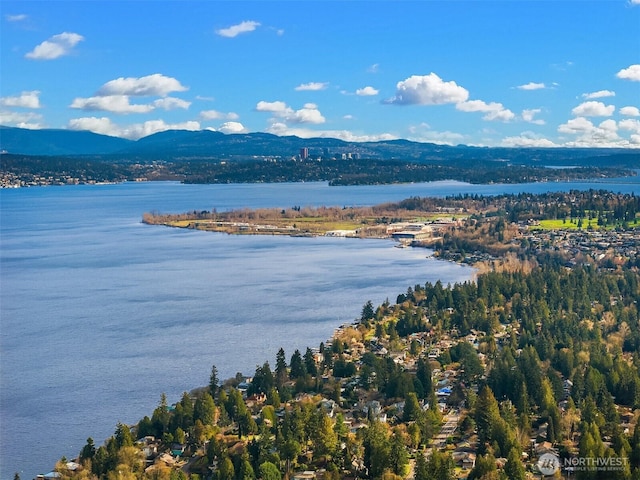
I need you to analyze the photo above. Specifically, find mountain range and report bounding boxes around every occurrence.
[1,125,638,167]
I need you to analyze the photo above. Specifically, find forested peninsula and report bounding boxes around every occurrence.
[40,191,640,480]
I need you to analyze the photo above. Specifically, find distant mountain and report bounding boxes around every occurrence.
[0,126,134,156]
[1,126,638,168]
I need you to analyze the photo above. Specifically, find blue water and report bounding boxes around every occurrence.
[2,177,640,479]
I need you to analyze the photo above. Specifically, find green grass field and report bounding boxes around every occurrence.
[533,217,640,230]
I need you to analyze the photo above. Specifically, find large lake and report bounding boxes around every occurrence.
[2,177,640,479]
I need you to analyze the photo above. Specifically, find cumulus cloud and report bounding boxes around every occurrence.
[501,132,557,147]
[70,95,155,114]
[200,109,239,121]
[0,109,43,128]
[266,122,396,142]
[216,20,260,38]
[521,108,545,125]
[407,124,465,146]
[558,117,627,147]
[617,64,640,81]
[571,101,615,117]
[68,116,201,139]
[356,86,379,96]
[582,90,615,99]
[386,73,469,105]
[25,32,84,60]
[97,74,187,97]
[255,100,325,124]
[619,119,640,135]
[295,82,328,91]
[620,106,640,117]
[456,100,515,122]
[516,82,546,91]
[218,121,247,134]
[153,97,191,110]
[69,74,191,115]
[0,90,41,109]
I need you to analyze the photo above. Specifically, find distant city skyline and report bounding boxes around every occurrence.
[1,1,639,148]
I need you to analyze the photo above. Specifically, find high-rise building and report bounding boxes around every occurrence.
[300,147,309,159]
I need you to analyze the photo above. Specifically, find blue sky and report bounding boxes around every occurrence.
[1,0,639,148]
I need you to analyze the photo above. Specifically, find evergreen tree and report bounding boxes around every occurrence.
[303,347,318,376]
[416,357,433,399]
[217,456,235,480]
[80,437,96,461]
[363,421,391,479]
[236,451,256,480]
[389,429,409,476]
[504,447,526,480]
[209,364,219,398]
[194,392,217,426]
[424,450,455,480]
[275,348,288,389]
[475,385,500,454]
[289,349,306,379]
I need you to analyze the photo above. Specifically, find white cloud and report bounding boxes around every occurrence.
[5,14,27,22]
[557,116,628,147]
[582,90,615,99]
[616,64,640,81]
[67,116,119,136]
[216,20,260,38]
[571,101,615,117]
[455,100,498,113]
[521,108,545,125]
[256,100,290,114]
[343,114,354,120]
[367,63,380,73]
[0,90,41,109]
[485,109,516,122]
[218,121,247,134]
[620,106,640,116]
[25,32,84,60]
[0,109,43,128]
[386,73,469,105]
[516,82,546,91]
[456,100,515,122]
[266,122,396,142]
[68,116,201,139]
[255,100,325,124]
[200,109,239,121]
[70,95,155,114]
[619,119,640,135]
[97,74,187,97]
[356,86,379,96]
[408,128,465,146]
[153,97,191,110]
[501,132,557,147]
[295,82,328,91]
[558,116,599,134]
